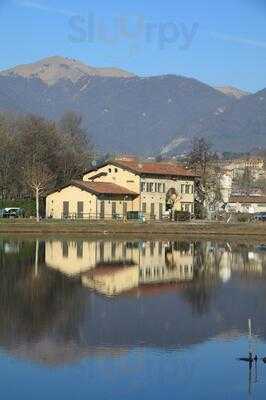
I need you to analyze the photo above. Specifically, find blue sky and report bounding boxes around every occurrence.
[0,0,265,92]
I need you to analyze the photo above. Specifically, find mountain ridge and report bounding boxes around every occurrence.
[0,56,135,85]
[0,56,265,155]
[215,85,250,99]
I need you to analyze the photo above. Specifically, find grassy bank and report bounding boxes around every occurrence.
[0,219,265,238]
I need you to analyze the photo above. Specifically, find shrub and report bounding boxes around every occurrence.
[174,211,191,221]
[236,213,251,223]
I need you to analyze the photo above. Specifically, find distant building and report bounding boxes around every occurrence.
[222,157,264,180]
[46,157,197,220]
[226,195,266,214]
[220,172,233,203]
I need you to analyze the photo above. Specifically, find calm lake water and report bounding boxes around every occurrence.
[1,237,266,399]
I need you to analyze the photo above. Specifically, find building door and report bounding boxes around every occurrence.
[63,201,69,219]
[159,203,163,220]
[112,202,117,219]
[100,201,105,219]
[150,203,155,220]
[123,202,128,218]
[77,201,84,219]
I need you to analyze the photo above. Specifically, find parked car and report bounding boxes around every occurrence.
[127,211,145,222]
[256,244,266,252]
[1,208,25,218]
[254,212,266,222]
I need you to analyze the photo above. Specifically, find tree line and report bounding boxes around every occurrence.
[0,111,94,217]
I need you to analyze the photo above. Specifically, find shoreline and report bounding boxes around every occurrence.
[0,220,266,239]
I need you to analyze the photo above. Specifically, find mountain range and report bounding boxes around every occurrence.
[0,56,265,156]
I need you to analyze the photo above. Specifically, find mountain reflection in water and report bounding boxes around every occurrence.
[0,238,265,367]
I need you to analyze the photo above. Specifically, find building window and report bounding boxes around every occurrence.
[163,183,166,193]
[112,202,117,218]
[159,203,163,220]
[141,182,146,192]
[123,202,127,217]
[108,168,112,173]
[150,203,155,218]
[158,183,162,193]
[191,185,194,194]
[63,201,69,219]
[77,201,84,219]
[181,184,185,194]
[142,203,147,213]
[115,168,118,173]
[154,183,158,192]
[182,204,190,212]
[150,183,154,192]
[100,201,105,219]
[185,185,190,194]
[181,204,189,211]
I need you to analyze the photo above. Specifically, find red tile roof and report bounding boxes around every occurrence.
[229,195,266,204]
[112,160,197,178]
[89,172,108,180]
[85,160,197,178]
[71,180,138,196]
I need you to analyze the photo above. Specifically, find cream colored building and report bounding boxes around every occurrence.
[46,157,196,220]
[85,158,196,219]
[46,180,138,220]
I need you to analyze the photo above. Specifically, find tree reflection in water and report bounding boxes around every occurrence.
[0,239,88,363]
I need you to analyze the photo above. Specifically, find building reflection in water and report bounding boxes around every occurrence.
[45,240,195,296]
[0,238,266,367]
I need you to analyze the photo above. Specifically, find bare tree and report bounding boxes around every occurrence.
[0,112,95,209]
[57,111,94,184]
[0,115,17,202]
[187,137,222,217]
[234,166,254,196]
[24,164,55,221]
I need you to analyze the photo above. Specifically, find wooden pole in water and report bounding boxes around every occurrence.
[248,319,253,397]
[248,319,252,356]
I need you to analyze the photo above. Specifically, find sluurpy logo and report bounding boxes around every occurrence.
[68,13,199,53]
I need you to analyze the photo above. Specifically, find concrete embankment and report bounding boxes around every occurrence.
[0,220,265,239]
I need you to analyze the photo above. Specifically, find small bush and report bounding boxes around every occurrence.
[174,211,191,221]
[236,213,251,223]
